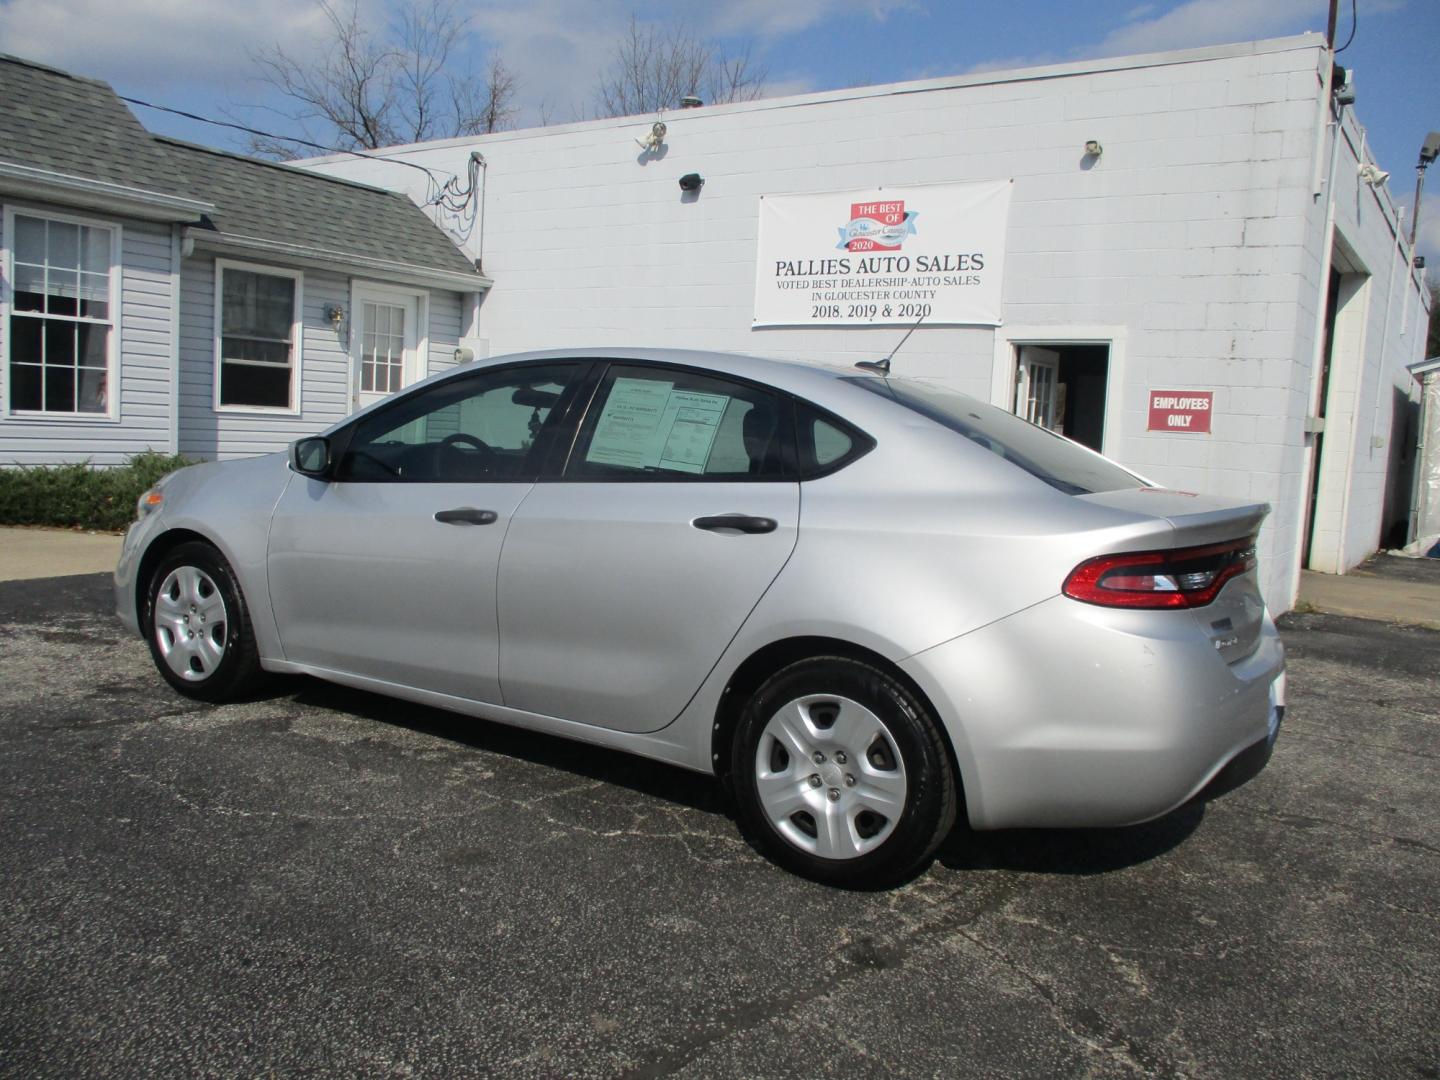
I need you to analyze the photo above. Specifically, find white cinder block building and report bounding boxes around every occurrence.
[112,37,1440,610]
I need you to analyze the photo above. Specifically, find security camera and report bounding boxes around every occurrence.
[678,172,704,192]
[1358,163,1389,186]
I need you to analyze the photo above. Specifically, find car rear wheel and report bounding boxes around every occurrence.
[144,541,264,702]
[732,656,957,887]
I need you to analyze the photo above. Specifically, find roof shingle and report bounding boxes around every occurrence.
[0,54,480,281]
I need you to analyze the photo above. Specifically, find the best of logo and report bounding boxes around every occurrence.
[837,200,919,252]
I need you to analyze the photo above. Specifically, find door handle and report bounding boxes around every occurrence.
[434,507,498,526]
[692,514,778,534]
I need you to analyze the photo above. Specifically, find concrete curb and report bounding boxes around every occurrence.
[1298,567,1440,631]
[0,527,122,583]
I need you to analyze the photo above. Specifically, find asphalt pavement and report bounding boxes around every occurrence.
[0,573,1436,1078]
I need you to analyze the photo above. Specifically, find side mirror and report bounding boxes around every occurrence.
[290,436,332,479]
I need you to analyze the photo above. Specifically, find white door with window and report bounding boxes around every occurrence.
[1015,345,1061,431]
[353,289,422,412]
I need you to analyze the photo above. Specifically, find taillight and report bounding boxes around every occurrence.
[1063,537,1257,609]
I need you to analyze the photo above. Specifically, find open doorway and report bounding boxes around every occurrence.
[1014,343,1110,453]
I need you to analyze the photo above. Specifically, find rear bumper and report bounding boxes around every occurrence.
[1192,709,1280,804]
[900,593,1285,830]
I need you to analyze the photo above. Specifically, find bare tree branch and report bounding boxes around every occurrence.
[244,0,518,155]
[594,14,766,119]
[452,56,520,135]
[705,42,767,106]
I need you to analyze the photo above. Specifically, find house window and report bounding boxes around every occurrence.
[217,264,300,410]
[7,212,116,415]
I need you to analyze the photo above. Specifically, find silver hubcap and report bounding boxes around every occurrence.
[755,694,908,860]
[153,566,228,682]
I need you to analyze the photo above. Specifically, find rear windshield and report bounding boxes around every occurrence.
[847,377,1141,495]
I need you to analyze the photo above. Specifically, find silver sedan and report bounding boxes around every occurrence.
[116,349,1285,887]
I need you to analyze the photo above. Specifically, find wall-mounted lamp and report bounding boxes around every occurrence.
[1083,140,1103,158]
[324,303,345,327]
[1358,162,1389,187]
[678,172,704,192]
[637,120,667,153]
[1410,132,1440,248]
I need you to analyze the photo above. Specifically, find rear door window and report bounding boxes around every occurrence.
[848,376,1140,494]
[567,364,794,481]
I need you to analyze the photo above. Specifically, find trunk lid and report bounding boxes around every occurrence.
[1076,489,1271,664]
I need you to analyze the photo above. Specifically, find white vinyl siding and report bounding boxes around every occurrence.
[178,257,350,459]
[426,289,464,376]
[0,202,175,466]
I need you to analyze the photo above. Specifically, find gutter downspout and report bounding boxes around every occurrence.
[168,227,183,456]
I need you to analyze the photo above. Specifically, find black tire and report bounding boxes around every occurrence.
[142,541,266,702]
[731,656,958,888]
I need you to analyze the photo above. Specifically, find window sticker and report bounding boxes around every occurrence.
[587,377,730,474]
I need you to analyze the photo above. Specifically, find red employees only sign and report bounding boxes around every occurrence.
[1148,391,1213,433]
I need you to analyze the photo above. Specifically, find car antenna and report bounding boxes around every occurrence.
[855,312,926,375]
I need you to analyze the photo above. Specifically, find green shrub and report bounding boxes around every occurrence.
[0,452,194,532]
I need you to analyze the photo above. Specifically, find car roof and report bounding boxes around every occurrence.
[478,347,858,392]
[327,346,912,438]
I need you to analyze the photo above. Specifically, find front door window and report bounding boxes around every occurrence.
[337,362,581,482]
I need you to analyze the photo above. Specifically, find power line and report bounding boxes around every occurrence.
[119,94,450,193]
[1335,0,1357,54]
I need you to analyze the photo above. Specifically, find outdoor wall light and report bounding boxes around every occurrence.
[679,172,704,192]
[1083,140,1103,158]
[1358,163,1389,187]
[1421,132,1440,167]
[324,303,345,327]
[1412,132,1440,248]
[637,120,667,153]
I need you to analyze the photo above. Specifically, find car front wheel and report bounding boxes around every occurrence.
[732,656,958,887]
[144,541,264,702]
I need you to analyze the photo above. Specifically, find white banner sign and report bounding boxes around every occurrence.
[753,180,1011,328]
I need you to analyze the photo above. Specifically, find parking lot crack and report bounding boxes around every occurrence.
[948,926,1179,1078]
[1230,805,1440,859]
[1282,726,1440,761]
[614,876,1040,1079]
